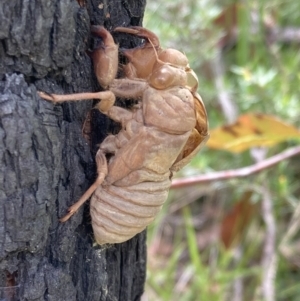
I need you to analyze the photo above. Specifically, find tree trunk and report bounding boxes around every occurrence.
[0,0,147,300]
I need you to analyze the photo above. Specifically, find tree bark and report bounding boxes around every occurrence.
[0,0,147,300]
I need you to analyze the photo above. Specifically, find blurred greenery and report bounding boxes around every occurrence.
[142,1,300,300]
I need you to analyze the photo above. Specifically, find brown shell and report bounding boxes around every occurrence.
[171,92,209,172]
[40,27,209,245]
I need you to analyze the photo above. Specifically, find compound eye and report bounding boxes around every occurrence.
[149,66,173,89]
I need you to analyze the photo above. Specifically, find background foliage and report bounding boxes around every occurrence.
[141,1,300,300]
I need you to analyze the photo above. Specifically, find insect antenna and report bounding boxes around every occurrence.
[147,37,165,66]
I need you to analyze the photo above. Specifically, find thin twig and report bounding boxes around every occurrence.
[268,26,300,44]
[261,185,277,301]
[232,246,243,301]
[210,49,238,123]
[171,145,300,188]
[251,149,277,301]
[279,202,300,267]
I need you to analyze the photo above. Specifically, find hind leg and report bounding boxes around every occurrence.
[60,149,108,222]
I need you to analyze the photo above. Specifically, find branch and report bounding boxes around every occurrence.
[210,49,238,123]
[261,185,277,301]
[268,26,300,44]
[171,145,300,189]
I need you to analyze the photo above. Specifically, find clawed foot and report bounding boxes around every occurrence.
[38,91,74,103]
[38,91,56,102]
[114,26,160,47]
[113,27,161,80]
[91,25,116,47]
[59,203,81,223]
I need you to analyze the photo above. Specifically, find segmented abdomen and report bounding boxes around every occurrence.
[90,177,171,244]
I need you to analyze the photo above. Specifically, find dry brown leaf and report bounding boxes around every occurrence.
[220,191,258,249]
[207,113,300,153]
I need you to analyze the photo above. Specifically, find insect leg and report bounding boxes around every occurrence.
[96,104,134,127]
[109,79,147,99]
[60,149,108,222]
[38,91,115,104]
[98,134,121,154]
[114,26,160,48]
[89,26,118,89]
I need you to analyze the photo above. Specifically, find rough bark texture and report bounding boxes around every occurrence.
[0,0,147,300]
